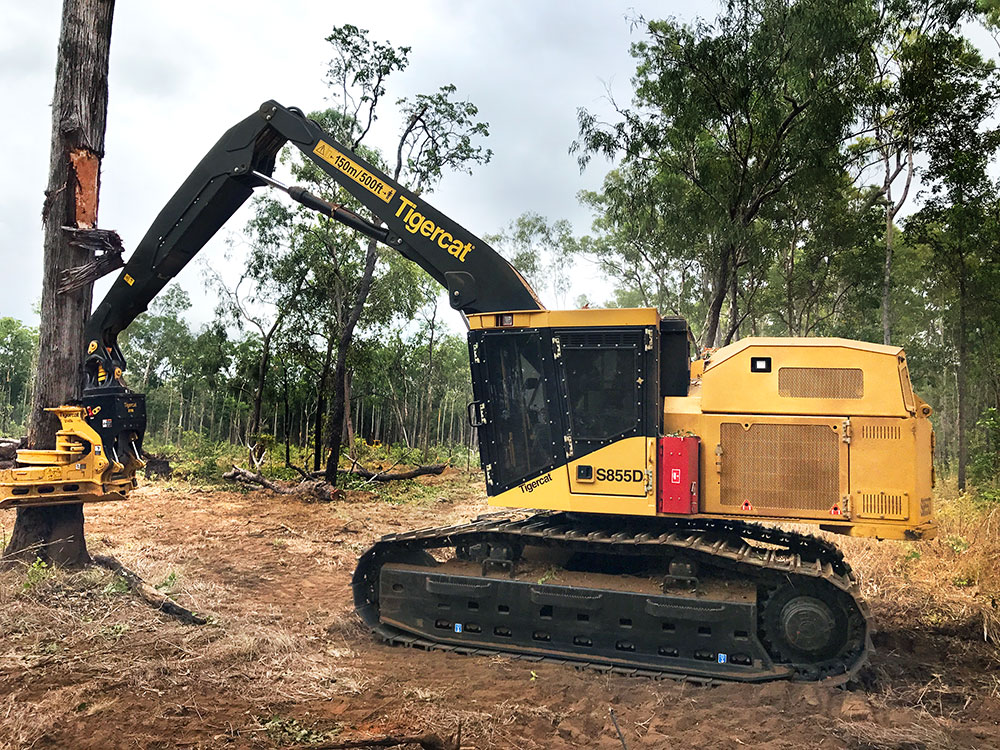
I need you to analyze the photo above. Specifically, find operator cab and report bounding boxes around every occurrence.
[467,308,690,504]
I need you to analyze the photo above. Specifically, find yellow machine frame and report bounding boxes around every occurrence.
[471,310,936,541]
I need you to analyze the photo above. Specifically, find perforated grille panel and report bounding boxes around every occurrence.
[860,424,900,440]
[777,367,864,399]
[858,493,906,520]
[560,329,638,348]
[720,423,839,513]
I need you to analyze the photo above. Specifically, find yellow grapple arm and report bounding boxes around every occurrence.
[0,406,141,509]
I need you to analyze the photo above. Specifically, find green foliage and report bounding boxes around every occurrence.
[102,575,130,596]
[970,408,1000,484]
[166,431,229,481]
[259,715,340,745]
[981,0,1000,27]
[486,213,576,308]
[0,316,37,436]
[565,1,1000,491]
[902,29,1000,488]
[575,0,880,346]
[944,535,971,554]
[22,557,51,592]
[155,571,179,592]
[975,486,1000,506]
[337,471,437,505]
[120,286,195,390]
[98,623,130,641]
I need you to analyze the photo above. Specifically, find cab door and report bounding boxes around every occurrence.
[552,326,658,497]
[468,328,564,495]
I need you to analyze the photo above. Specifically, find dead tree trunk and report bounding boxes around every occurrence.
[4,0,115,567]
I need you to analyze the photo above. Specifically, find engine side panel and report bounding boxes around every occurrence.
[663,339,935,540]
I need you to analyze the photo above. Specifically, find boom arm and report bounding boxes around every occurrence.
[84,100,542,391]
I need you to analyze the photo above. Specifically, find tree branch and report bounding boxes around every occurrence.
[92,554,208,626]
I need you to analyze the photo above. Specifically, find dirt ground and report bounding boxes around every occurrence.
[2,471,999,750]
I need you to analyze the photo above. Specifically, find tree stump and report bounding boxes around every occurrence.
[3,504,89,566]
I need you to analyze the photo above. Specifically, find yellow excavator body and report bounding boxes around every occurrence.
[471,310,935,542]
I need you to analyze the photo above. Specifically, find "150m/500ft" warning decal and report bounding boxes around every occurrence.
[313,141,397,203]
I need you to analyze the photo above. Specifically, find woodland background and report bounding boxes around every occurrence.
[3,0,1000,495]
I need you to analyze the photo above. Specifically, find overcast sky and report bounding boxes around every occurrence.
[4,3,994,333]
[0,1,713,329]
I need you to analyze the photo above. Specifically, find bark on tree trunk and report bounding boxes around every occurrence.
[702,246,733,349]
[313,334,334,471]
[957,276,968,492]
[421,304,437,455]
[880,140,914,347]
[324,239,379,483]
[5,0,114,567]
[881,211,895,346]
[343,369,355,453]
[283,369,292,467]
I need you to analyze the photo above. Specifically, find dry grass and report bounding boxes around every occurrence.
[835,719,956,750]
[3,475,1000,749]
[839,478,1000,645]
[0,479,494,748]
[0,551,369,746]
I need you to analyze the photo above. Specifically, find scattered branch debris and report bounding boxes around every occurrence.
[342,463,446,481]
[143,453,173,480]
[92,553,207,625]
[288,728,458,750]
[57,226,125,293]
[224,466,296,494]
[224,461,447,503]
[609,708,628,750]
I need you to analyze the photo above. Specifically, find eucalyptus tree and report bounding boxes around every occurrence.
[755,172,884,339]
[576,163,718,336]
[575,0,879,347]
[847,0,981,344]
[212,203,310,461]
[904,33,1000,490]
[486,213,576,309]
[242,25,492,482]
[6,0,115,565]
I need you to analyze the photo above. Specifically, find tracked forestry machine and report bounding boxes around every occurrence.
[2,100,936,684]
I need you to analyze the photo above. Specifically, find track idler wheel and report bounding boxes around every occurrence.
[759,582,856,678]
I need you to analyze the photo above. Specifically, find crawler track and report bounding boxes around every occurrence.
[353,512,872,684]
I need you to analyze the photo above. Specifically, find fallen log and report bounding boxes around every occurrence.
[92,554,207,625]
[223,465,295,494]
[224,466,338,502]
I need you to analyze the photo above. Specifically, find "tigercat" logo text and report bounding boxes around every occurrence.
[395,196,473,262]
[519,473,553,493]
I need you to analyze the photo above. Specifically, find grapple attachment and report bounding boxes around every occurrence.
[0,406,142,509]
